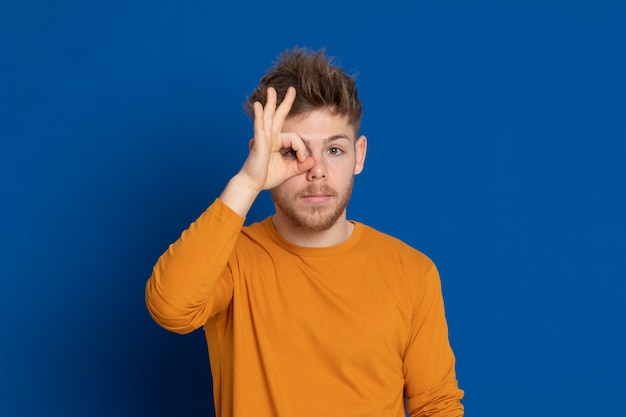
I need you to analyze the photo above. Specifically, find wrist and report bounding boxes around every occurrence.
[219,173,261,217]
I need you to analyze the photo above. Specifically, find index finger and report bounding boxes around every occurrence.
[281,132,309,163]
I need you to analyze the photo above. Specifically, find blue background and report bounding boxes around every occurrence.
[1,1,625,416]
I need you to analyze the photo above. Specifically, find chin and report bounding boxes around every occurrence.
[287,207,344,233]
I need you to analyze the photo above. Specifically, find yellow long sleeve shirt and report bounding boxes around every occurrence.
[146,199,464,417]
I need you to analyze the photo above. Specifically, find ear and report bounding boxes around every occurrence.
[249,139,255,151]
[353,135,367,175]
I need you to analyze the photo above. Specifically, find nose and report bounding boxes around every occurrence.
[306,156,327,181]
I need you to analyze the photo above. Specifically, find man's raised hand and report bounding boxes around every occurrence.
[242,86,313,192]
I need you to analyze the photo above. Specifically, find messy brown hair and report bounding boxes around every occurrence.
[244,47,362,134]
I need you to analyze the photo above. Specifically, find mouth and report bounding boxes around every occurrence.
[301,193,333,204]
[299,187,335,205]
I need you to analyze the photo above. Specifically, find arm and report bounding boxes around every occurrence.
[145,199,244,334]
[145,87,314,333]
[404,264,464,417]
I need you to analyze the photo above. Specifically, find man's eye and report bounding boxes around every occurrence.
[328,147,343,156]
[283,149,297,159]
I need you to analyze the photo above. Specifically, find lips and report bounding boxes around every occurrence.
[302,194,332,204]
[299,187,335,204]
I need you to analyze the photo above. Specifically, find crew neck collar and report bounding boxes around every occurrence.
[261,217,363,257]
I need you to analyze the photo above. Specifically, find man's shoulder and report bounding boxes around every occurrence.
[356,222,434,265]
[357,222,419,249]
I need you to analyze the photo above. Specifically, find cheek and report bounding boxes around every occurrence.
[274,176,302,194]
[329,156,357,175]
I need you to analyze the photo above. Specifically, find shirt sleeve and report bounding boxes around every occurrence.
[145,198,245,334]
[403,262,464,417]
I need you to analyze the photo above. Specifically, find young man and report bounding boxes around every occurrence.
[146,47,464,417]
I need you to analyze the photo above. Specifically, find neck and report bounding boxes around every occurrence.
[272,214,354,248]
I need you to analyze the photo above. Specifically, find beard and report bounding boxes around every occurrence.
[271,177,354,233]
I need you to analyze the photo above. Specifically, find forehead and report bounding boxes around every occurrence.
[283,108,356,141]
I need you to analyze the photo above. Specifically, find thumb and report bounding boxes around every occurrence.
[290,156,315,176]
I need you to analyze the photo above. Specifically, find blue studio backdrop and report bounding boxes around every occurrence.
[1,1,625,416]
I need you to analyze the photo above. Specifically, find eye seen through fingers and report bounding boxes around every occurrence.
[282,148,298,159]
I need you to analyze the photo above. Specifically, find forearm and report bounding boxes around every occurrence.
[145,198,245,333]
[406,382,464,417]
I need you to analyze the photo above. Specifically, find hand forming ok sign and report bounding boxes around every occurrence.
[240,86,314,192]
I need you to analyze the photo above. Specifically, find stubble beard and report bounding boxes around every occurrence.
[271,177,354,233]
